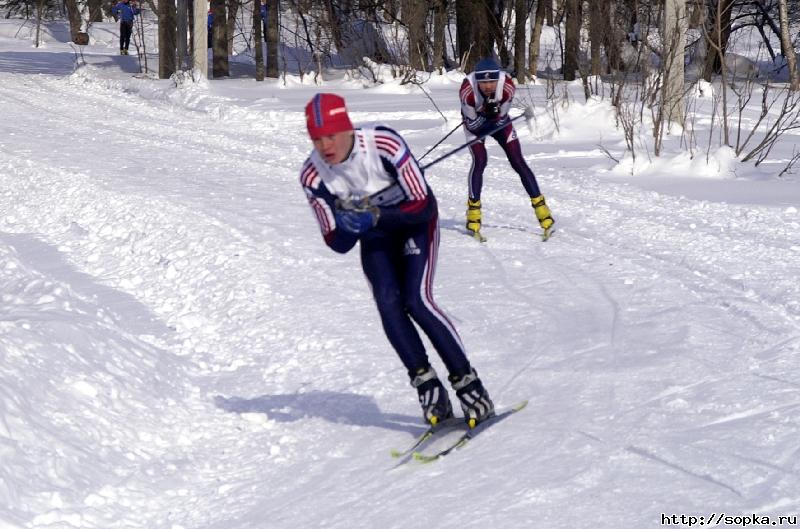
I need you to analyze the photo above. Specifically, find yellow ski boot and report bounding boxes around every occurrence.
[531,195,555,241]
[466,199,487,242]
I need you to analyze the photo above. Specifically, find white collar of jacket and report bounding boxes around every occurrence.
[467,70,506,105]
[309,127,395,201]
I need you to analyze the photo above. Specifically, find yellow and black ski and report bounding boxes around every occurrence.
[403,400,529,464]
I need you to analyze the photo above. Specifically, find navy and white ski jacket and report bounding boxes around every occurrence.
[459,72,515,137]
[300,125,435,254]
[111,2,140,23]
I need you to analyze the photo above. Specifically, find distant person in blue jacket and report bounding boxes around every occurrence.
[260,0,268,43]
[207,8,213,49]
[111,0,140,55]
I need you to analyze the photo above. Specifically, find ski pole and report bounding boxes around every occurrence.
[421,107,534,171]
[418,120,464,162]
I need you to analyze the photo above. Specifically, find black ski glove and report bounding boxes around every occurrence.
[482,101,500,120]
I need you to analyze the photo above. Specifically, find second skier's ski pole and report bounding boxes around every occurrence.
[418,120,464,162]
[421,107,533,171]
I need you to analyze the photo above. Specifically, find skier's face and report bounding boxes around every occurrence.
[478,80,498,96]
[313,130,354,165]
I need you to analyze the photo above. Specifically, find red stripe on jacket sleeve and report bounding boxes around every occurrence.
[460,80,476,107]
[401,163,426,200]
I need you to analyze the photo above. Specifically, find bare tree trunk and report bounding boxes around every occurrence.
[702,0,731,145]
[266,0,279,78]
[432,0,447,73]
[253,0,264,81]
[702,0,733,81]
[225,0,239,56]
[402,0,429,71]
[490,0,509,67]
[87,0,103,23]
[455,0,472,67]
[514,0,527,82]
[159,0,178,78]
[211,0,229,77]
[64,0,82,42]
[624,0,640,48]
[528,0,545,77]
[136,3,149,72]
[176,0,188,69]
[35,0,45,47]
[456,0,492,71]
[688,0,703,28]
[751,1,782,57]
[324,0,343,50]
[663,0,686,128]
[563,0,580,81]
[545,0,553,26]
[589,0,602,75]
[778,0,800,91]
[602,0,621,72]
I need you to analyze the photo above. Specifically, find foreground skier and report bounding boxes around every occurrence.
[298,93,494,428]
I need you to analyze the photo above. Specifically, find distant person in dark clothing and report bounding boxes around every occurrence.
[207,8,213,49]
[260,0,268,43]
[111,0,140,55]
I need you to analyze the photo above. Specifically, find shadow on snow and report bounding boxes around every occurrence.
[214,390,426,436]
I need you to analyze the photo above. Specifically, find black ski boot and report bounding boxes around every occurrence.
[410,366,453,426]
[450,368,495,428]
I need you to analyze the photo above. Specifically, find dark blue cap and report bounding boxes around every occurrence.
[474,57,501,81]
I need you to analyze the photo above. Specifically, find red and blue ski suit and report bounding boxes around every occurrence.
[460,72,541,201]
[300,125,472,378]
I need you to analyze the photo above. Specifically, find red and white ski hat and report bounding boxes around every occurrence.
[305,93,353,140]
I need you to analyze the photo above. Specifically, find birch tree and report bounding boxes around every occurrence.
[662,0,686,128]
[777,0,800,90]
[192,0,208,78]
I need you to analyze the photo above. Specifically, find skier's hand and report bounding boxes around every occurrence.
[334,199,380,235]
[482,101,500,120]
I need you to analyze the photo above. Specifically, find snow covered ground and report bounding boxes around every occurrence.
[1,18,800,529]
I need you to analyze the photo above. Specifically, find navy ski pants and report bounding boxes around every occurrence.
[467,122,541,201]
[360,212,471,378]
[120,21,133,51]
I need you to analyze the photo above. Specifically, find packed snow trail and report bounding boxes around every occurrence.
[1,42,799,529]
